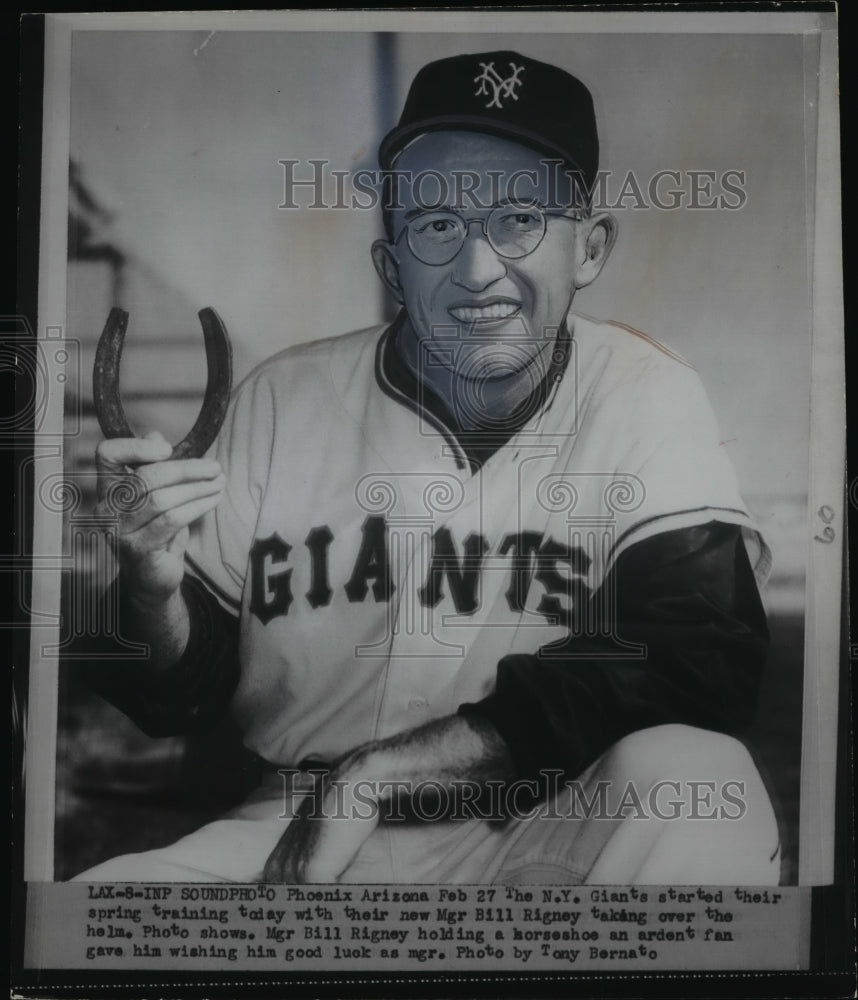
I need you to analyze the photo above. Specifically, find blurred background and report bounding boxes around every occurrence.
[57,28,810,881]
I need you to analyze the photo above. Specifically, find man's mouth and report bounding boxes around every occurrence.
[448,300,521,323]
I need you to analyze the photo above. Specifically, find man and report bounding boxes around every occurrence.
[79,51,780,884]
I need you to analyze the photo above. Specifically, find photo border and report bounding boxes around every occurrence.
[10,5,853,998]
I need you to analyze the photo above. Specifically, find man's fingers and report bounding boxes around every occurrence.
[124,488,222,551]
[166,525,190,556]
[263,828,302,883]
[270,780,380,884]
[136,458,222,492]
[142,429,170,445]
[142,475,226,518]
[96,435,173,475]
[105,470,224,532]
[261,780,379,884]
[123,475,225,544]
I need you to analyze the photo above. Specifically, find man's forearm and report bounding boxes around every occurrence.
[262,713,517,883]
[337,714,516,796]
[458,522,769,783]
[123,582,191,673]
[80,575,240,738]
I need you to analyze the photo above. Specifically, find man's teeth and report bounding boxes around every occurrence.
[450,303,520,322]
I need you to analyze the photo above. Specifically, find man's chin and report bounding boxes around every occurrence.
[453,339,550,384]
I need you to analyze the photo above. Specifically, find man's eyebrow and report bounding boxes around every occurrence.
[403,205,456,220]
[403,199,547,221]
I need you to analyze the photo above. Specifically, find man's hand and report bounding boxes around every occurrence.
[261,714,515,883]
[95,429,225,667]
[262,746,382,884]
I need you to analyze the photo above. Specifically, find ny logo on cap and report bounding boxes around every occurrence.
[474,61,525,109]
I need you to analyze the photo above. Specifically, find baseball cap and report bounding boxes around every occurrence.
[378,51,599,190]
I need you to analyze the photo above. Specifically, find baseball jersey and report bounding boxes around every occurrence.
[183,312,770,769]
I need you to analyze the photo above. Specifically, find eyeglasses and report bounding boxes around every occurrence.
[395,204,586,266]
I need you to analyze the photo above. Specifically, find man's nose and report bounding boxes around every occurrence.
[451,220,508,291]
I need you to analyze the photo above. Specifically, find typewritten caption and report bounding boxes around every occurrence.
[25,883,809,971]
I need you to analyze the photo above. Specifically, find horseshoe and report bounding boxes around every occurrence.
[93,307,233,459]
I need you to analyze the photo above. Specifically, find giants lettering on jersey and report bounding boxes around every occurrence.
[248,515,591,627]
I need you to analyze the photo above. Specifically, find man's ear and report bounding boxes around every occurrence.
[575,213,618,289]
[372,240,404,304]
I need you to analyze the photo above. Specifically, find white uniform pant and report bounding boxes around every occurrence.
[75,725,781,885]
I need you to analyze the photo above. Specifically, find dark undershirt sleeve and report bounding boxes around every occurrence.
[79,575,241,738]
[458,521,769,781]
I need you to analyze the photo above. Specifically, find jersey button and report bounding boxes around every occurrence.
[407,697,428,712]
